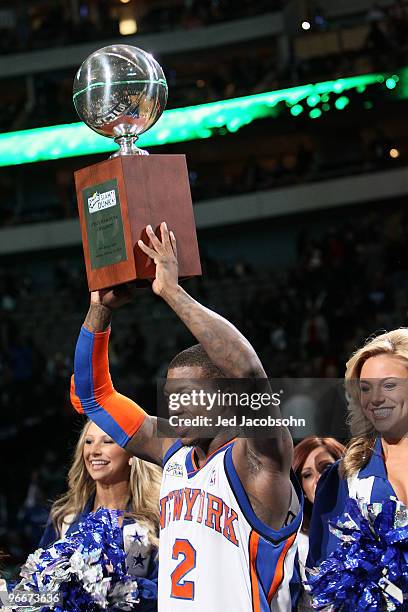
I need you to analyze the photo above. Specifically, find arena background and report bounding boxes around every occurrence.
[1,0,408,578]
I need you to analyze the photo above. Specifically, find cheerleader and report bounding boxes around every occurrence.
[292,437,345,610]
[307,329,408,608]
[40,420,162,611]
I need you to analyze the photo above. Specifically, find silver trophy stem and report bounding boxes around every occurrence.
[110,135,149,158]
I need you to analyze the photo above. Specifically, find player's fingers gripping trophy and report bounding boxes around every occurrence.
[138,222,178,297]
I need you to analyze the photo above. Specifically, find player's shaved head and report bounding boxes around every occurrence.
[168,344,225,378]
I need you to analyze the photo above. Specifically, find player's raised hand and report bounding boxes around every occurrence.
[138,222,178,297]
[90,284,133,310]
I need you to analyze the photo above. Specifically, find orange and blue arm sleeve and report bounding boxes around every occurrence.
[72,326,147,447]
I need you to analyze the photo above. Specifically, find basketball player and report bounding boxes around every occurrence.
[71,222,303,611]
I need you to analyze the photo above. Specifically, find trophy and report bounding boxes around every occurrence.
[73,44,201,290]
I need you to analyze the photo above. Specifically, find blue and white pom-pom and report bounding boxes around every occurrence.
[13,507,157,611]
[307,497,408,611]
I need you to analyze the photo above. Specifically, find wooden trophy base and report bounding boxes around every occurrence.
[75,154,201,291]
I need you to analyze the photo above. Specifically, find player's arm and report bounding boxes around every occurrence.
[139,223,267,379]
[138,224,293,471]
[72,287,169,465]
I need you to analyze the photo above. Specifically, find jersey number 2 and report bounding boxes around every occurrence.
[171,539,196,600]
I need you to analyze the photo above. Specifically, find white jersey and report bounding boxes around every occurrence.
[158,439,303,611]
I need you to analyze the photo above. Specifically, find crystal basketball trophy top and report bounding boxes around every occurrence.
[73,44,201,290]
[73,44,167,155]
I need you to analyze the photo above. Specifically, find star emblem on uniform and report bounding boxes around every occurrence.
[133,553,146,568]
[132,531,143,543]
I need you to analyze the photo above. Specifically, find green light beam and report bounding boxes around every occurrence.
[0,71,386,167]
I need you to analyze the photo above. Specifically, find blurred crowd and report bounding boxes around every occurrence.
[0,0,278,55]
[287,0,408,84]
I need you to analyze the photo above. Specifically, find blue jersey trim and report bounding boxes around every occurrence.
[224,445,303,544]
[256,537,286,605]
[163,440,184,467]
[247,532,271,612]
[185,439,236,478]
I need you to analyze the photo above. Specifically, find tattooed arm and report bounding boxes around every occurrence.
[139,223,263,379]
[83,288,125,332]
[163,288,264,377]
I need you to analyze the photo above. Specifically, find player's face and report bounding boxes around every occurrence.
[165,366,219,446]
[359,354,408,439]
[300,447,336,503]
[83,422,131,484]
